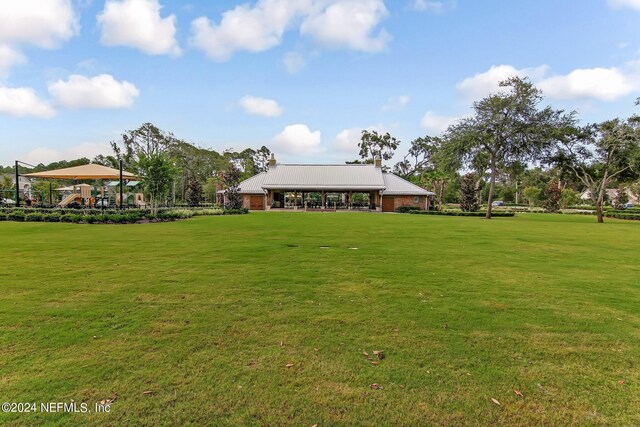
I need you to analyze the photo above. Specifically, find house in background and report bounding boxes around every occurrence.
[221,155,434,212]
[1,174,35,197]
[580,188,639,204]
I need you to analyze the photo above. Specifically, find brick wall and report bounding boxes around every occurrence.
[393,195,426,210]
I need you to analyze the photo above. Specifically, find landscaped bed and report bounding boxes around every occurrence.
[1,213,639,425]
[0,207,248,223]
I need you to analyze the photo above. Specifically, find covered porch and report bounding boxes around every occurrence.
[267,189,381,211]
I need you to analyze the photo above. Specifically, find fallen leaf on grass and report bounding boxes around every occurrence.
[618,380,625,385]
[363,351,369,357]
[142,391,154,395]
[370,383,384,390]
[373,350,385,360]
[491,398,501,406]
[514,390,524,398]
[285,363,294,368]
[371,361,379,366]
[280,341,284,347]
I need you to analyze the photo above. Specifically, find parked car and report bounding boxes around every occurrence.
[1,197,16,206]
[491,200,505,207]
[624,202,634,209]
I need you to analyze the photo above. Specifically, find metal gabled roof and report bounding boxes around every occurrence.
[382,173,434,196]
[238,172,267,194]
[262,164,386,191]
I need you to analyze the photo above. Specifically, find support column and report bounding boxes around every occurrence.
[15,160,20,207]
[119,159,124,210]
[294,191,298,210]
[349,191,352,210]
[321,190,325,210]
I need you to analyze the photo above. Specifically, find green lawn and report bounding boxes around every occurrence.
[1,213,639,426]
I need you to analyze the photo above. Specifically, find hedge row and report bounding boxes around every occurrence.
[605,212,640,220]
[0,208,246,224]
[409,210,515,217]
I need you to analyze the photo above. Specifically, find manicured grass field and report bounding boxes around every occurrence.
[1,213,639,426]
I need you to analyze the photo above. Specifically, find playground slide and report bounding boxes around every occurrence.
[58,193,80,207]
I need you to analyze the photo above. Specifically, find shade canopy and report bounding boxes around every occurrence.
[25,164,139,180]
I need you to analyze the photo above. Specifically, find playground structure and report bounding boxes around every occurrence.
[56,184,93,207]
[108,181,146,208]
[19,163,142,208]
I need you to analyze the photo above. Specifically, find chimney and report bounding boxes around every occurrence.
[374,156,382,168]
[268,153,277,168]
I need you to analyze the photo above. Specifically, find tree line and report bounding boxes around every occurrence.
[355,78,640,222]
[1,122,269,213]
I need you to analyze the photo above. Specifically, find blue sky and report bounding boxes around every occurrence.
[1,0,639,167]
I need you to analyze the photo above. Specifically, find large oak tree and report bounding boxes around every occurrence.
[443,77,574,218]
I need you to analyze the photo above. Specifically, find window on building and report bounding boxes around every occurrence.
[414,196,419,203]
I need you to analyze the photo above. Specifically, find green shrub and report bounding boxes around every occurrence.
[396,206,422,213]
[605,212,640,220]
[223,208,249,215]
[0,212,7,221]
[191,209,224,216]
[25,212,45,222]
[46,213,61,222]
[409,211,515,217]
[8,211,25,221]
[60,214,80,223]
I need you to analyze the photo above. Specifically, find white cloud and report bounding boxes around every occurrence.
[538,64,639,101]
[190,0,310,61]
[0,0,77,76]
[456,64,549,100]
[0,0,78,48]
[283,51,307,74]
[300,0,390,52]
[607,0,640,10]
[382,95,410,111]
[420,111,461,134]
[48,74,140,109]
[239,95,283,117]
[98,0,181,56]
[457,61,640,102]
[412,0,444,12]
[21,142,111,165]
[333,128,362,154]
[273,124,322,155]
[0,45,26,78]
[0,86,55,118]
[191,0,391,61]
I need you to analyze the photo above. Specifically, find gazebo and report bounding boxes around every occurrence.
[23,163,139,208]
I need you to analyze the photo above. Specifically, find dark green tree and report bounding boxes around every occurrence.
[393,136,439,178]
[444,77,575,219]
[223,163,243,210]
[614,185,629,209]
[359,130,400,161]
[459,173,481,212]
[541,180,562,212]
[136,152,178,215]
[186,179,203,207]
[552,117,640,222]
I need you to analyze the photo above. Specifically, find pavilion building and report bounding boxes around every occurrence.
[225,155,434,212]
